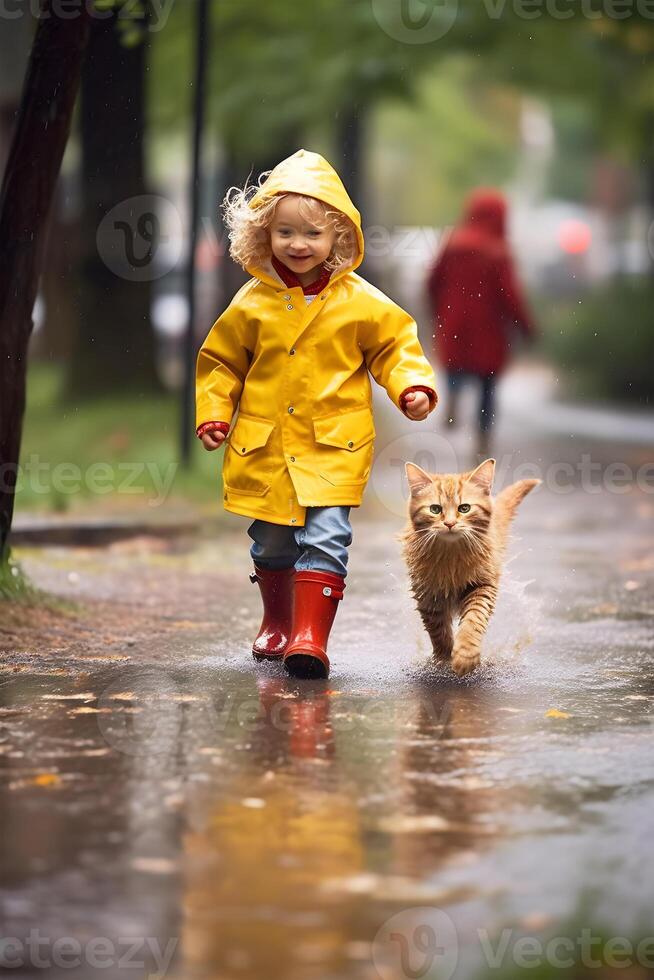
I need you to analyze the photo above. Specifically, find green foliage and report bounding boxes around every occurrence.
[546,100,600,201]
[371,57,519,228]
[470,910,654,979]
[0,549,37,602]
[542,277,654,405]
[147,0,654,211]
[17,363,222,515]
[150,0,441,159]
[92,0,149,48]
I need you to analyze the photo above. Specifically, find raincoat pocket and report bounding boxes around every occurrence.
[313,405,375,486]
[223,413,275,497]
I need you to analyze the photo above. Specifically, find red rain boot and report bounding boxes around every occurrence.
[283,570,346,679]
[250,565,295,661]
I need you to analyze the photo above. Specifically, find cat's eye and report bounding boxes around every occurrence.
[429,504,442,514]
[458,503,471,513]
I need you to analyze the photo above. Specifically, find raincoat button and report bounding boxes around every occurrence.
[286,304,294,311]
[288,406,294,414]
[283,294,291,300]
[291,518,297,524]
[289,348,296,355]
[289,456,296,462]
[347,440,354,448]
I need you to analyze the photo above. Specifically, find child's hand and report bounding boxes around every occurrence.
[201,429,227,451]
[403,390,431,421]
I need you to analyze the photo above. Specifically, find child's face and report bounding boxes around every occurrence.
[269,195,336,282]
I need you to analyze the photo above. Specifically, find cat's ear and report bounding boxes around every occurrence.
[466,458,496,495]
[405,462,433,497]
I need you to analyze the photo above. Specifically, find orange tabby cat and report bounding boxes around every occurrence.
[400,459,540,677]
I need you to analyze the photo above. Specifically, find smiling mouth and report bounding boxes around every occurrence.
[288,254,313,261]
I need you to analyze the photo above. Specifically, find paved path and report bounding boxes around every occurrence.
[2,368,653,979]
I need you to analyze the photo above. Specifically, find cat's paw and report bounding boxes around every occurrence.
[451,648,480,677]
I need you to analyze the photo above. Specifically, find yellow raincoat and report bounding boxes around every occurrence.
[196,149,437,527]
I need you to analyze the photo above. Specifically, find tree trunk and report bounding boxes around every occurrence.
[0,13,34,178]
[645,112,654,278]
[0,0,91,562]
[217,146,248,309]
[216,133,303,309]
[67,10,161,398]
[35,176,80,362]
[337,103,363,209]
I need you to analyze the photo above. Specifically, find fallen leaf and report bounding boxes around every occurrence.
[379,814,451,833]
[41,693,95,701]
[68,707,112,715]
[378,814,498,835]
[520,913,554,931]
[32,773,62,788]
[588,603,618,616]
[545,709,571,719]
[77,655,131,662]
[131,857,177,874]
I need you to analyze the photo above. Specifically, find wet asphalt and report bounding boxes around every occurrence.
[2,369,653,980]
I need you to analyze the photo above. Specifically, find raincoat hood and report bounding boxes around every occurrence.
[462,189,507,240]
[248,149,365,286]
[443,188,508,260]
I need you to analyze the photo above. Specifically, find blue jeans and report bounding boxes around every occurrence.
[447,370,497,433]
[248,506,353,578]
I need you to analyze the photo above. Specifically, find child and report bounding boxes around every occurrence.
[196,149,437,679]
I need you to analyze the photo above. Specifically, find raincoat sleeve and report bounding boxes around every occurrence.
[360,298,437,411]
[195,292,255,428]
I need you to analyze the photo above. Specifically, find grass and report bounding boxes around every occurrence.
[16,362,224,516]
[0,548,39,601]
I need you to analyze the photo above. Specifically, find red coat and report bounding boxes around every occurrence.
[426,190,535,377]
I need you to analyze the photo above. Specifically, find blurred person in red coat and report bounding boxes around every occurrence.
[426,189,536,456]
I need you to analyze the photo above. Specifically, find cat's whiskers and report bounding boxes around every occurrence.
[459,527,486,557]
[412,530,437,552]
[410,527,441,555]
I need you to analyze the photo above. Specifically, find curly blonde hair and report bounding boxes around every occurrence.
[221,169,358,276]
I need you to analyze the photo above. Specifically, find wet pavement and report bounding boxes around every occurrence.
[2,371,654,980]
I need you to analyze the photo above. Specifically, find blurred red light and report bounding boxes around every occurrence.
[558,219,592,255]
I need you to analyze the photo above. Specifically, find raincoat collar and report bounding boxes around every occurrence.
[271,255,332,296]
[246,149,365,291]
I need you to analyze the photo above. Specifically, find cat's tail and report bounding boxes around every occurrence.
[493,479,541,554]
